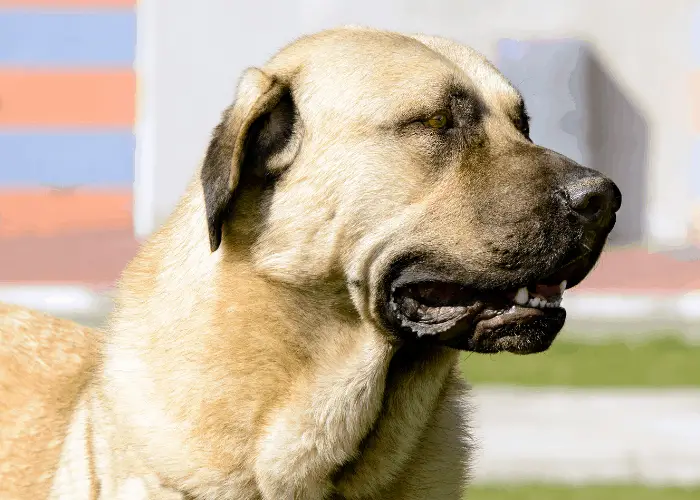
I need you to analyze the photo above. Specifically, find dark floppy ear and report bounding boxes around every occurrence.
[201,67,290,252]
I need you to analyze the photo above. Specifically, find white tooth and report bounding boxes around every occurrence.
[560,280,568,294]
[514,287,529,305]
[530,297,541,308]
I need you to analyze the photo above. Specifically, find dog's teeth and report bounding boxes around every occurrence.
[514,287,529,305]
[560,280,567,294]
[529,297,541,308]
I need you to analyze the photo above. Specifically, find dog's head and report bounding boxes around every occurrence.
[201,27,620,355]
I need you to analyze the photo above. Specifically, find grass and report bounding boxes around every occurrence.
[460,336,700,387]
[467,485,700,499]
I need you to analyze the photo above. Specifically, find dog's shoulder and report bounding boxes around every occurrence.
[0,302,100,380]
[0,303,101,499]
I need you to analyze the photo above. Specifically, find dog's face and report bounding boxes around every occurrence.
[202,28,620,355]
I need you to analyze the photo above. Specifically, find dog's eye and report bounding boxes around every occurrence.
[423,112,451,129]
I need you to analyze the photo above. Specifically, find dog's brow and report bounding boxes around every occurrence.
[391,78,477,124]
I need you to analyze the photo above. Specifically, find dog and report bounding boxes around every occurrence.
[0,26,620,499]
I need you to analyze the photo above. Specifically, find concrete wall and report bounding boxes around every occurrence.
[134,0,697,249]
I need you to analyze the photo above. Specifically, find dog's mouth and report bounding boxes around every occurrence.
[389,280,566,354]
[393,280,566,325]
[382,255,595,354]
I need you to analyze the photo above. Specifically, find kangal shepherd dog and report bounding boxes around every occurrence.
[0,26,620,500]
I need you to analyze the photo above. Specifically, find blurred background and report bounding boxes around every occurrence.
[0,0,699,498]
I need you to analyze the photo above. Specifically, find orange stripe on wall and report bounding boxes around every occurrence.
[0,70,134,127]
[0,189,132,237]
[0,0,134,6]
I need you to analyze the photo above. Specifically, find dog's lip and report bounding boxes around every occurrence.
[389,287,484,340]
[475,302,557,325]
[466,304,566,354]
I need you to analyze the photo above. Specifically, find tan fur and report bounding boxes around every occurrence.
[0,304,100,499]
[0,27,577,499]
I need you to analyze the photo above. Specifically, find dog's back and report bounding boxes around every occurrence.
[0,303,100,500]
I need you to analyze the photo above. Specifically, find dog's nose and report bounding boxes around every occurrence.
[562,175,621,226]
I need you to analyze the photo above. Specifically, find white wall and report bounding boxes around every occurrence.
[135,0,695,248]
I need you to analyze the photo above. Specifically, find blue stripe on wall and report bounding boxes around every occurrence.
[0,10,135,67]
[0,131,134,186]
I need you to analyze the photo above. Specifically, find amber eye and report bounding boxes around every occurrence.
[424,113,450,129]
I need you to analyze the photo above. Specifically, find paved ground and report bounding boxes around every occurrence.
[469,386,700,485]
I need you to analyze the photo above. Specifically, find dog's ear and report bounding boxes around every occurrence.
[201,67,296,252]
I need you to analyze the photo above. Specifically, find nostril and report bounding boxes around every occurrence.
[571,192,605,220]
[563,176,620,224]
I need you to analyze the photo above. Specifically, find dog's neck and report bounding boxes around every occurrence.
[90,180,461,498]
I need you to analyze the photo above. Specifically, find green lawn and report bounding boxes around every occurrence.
[461,336,700,387]
[467,485,700,499]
